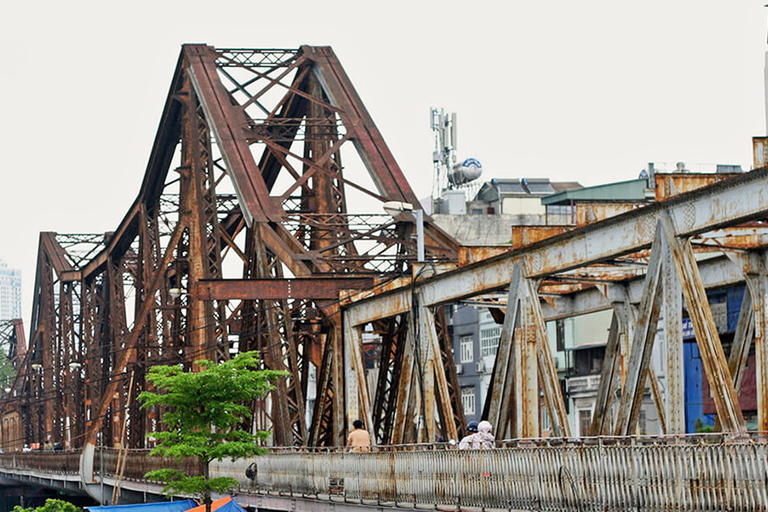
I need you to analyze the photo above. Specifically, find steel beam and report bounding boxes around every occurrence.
[342,318,373,437]
[662,234,684,434]
[729,251,768,430]
[589,313,621,436]
[194,278,374,300]
[614,224,664,435]
[485,264,522,438]
[421,304,459,443]
[528,278,570,437]
[345,167,768,322]
[660,214,746,433]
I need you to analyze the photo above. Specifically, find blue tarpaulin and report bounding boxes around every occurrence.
[87,500,197,512]
[215,500,247,512]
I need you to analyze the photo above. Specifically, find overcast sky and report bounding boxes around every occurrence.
[1,0,766,323]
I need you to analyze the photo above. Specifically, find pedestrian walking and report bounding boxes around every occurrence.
[459,420,495,449]
[346,419,372,453]
[458,421,478,449]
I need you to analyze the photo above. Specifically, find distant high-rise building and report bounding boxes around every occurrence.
[0,260,21,321]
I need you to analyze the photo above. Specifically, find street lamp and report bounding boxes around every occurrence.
[383,201,425,262]
[168,288,186,299]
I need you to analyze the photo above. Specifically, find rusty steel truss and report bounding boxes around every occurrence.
[344,168,768,440]
[3,44,768,457]
[0,44,462,454]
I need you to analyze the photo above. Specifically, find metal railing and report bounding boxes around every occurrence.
[241,434,768,511]
[1,435,767,510]
[93,448,204,481]
[0,450,81,475]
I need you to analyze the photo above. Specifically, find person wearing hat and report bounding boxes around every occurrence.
[459,420,495,450]
[458,421,479,449]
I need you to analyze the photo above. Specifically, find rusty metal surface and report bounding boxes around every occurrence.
[240,434,768,511]
[661,214,746,433]
[753,136,767,169]
[458,246,511,266]
[576,202,647,226]
[346,167,768,322]
[511,226,572,248]
[0,451,81,475]
[194,278,374,300]
[93,448,204,481]
[4,43,467,454]
[654,172,740,201]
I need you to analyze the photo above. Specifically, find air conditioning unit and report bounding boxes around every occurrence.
[476,360,486,373]
[456,364,463,374]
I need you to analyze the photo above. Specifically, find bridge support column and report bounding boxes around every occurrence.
[660,214,746,433]
[663,232,685,434]
[726,250,768,431]
[343,317,373,436]
[614,222,664,435]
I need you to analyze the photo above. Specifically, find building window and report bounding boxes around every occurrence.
[578,409,592,437]
[461,387,476,416]
[480,326,501,357]
[556,319,565,352]
[460,336,473,363]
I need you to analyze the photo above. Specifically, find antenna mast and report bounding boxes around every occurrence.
[430,107,457,198]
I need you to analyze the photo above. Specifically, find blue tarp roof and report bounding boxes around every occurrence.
[87,500,197,512]
[216,500,247,512]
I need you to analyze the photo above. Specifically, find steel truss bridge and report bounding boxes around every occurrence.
[1,44,768,509]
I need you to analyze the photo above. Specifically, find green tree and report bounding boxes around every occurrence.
[13,499,80,512]
[138,351,285,511]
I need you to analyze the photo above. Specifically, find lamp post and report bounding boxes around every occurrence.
[383,201,425,262]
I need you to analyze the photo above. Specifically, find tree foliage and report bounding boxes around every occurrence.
[13,499,80,512]
[138,351,285,506]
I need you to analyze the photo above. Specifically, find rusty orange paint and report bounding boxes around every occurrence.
[576,202,646,226]
[458,246,511,266]
[654,173,741,201]
[511,226,573,248]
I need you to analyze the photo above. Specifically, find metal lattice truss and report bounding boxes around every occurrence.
[2,44,461,453]
[6,43,768,454]
[344,169,768,440]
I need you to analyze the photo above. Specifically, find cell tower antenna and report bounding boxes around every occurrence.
[430,107,483,201]
[430,107,456,198]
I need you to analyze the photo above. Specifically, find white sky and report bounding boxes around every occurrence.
[1,0,766,324]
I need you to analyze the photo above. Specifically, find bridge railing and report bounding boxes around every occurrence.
[0,451,81,475]
[93,448,204,482]
[233,433,768,512]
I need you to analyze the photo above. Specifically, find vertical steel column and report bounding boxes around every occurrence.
[392,318,416,444]
[590,313,621,435]
[485,264,522,439]
[660,214,745,433]
[662,234,684,434]
[342,313,373,436]
[728,251,768,431]
[526,278,570,437]
[420,304,459,443]
[180,72,217,367]
[329,314,346,446]
[615,223,664,435]
[517,277,540,437]
[416,294,436,441]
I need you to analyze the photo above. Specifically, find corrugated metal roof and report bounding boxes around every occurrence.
[542,178,650,205]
